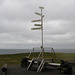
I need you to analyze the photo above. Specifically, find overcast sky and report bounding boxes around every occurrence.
[0,0,75,49]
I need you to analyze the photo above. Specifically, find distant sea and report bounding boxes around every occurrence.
[0,49,75,55]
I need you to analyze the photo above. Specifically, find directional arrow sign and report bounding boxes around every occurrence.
[31,28,41,30]
[35,12,41,16]
[31,19,41,22]
[34,24,42,26]
[39,6,44,9]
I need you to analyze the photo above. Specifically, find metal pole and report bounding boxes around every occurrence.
[40,7,44,58]
[33,48,34,57]
[31,7,44,58]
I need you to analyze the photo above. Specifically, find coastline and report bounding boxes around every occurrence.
[0,49,75,55]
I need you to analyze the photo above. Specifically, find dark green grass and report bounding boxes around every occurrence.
[0,53,75,67]
[0,53,29,66]
[56,53,75,63]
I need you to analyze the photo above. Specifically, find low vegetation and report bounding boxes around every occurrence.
[0,53,75,67]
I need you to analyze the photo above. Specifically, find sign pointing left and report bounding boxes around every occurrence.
[31,28,41,30]
[35,12,41,16]
[31,19,41,22]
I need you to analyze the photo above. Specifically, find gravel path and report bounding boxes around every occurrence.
[0,64,75,75]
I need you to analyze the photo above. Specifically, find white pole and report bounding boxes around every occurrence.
[39,7,44,58]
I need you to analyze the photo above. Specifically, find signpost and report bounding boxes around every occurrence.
[31,6,44,58]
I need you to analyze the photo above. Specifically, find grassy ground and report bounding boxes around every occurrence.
[0,53,75,67]
[0,53,29,67]
[56,53,75,63]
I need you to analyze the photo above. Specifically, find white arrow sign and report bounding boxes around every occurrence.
[31,19,41,22]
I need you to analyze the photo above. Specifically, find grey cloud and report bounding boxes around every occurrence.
[0,0,75,49]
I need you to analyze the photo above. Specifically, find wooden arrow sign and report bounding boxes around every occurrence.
[31,28,41,30]
[31,19,41,22]
[34,24,41,26]
[39,6,44,9]
[35,12,41,16]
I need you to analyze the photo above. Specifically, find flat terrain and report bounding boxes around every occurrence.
[0,53,75,66]
[0,53,75,75]
[0,64,75,75]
